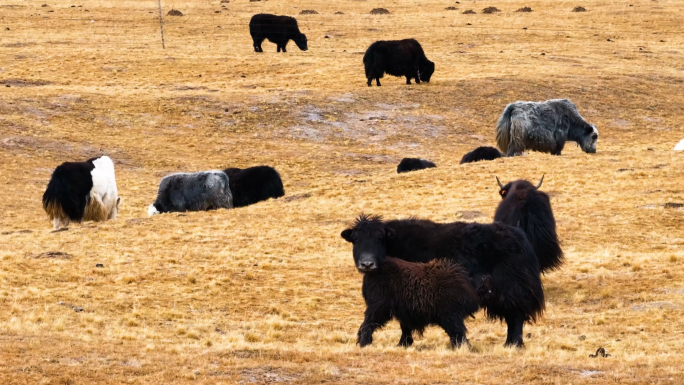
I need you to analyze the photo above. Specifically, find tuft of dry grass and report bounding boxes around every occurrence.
[1,0,684,383]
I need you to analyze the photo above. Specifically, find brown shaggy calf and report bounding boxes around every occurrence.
[353,255,479,348]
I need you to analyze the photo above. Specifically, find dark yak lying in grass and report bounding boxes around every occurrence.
[342,214,544,347]
[223,166,285,208]
[396,158,436,173]
[496,99,598,156]
[363,39,435,86]
[342,216,479,348]
[495,175,563,273]
[249,14,308,53]
[460,146,502,164]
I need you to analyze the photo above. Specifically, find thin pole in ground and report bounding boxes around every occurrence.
[157,0,166,49]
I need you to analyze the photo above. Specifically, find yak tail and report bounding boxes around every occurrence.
[82,191,110,221]
[43,173,85,222]
[520,236,546,322]
[495,103,516,155]
[521,200,564,273]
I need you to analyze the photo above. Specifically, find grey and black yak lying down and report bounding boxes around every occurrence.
[249,14,308,53]
[495,175,563,273]
[341,217,479,348]
[363,39,434,86]
[460,146,502,164]
[223,166,285,208]
[342,214,544,347]
[43,156,121,230]
[397,158,436,173]
[148,171,233,215]
[496,99,598,156]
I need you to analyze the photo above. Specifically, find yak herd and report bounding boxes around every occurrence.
[39,12,609,351]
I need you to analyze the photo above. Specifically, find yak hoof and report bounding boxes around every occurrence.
[51,227,69,233]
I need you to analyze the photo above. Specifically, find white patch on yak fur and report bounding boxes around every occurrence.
[89,156,120,220]
[148,204,159,217]
[675,139,684,151]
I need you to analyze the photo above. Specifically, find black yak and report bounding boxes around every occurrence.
[223,166,285,208]
[363,39,435,86]
[460,146,502,164]
[496,99,598,156]
[495,175,563,273]
[396,158,436,173]
[249,14,308,53]
[342,214,544,347]
[148,171,233,215]
[43,156,121,230]
[342,218,479,348]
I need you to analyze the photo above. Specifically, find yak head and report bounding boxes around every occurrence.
[419,60,435,83]
[341,214,394,273]
[496,175,544,200]
[294,34,308,51]
[578,124,598,153]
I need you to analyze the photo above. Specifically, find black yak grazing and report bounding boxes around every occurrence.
[396,158,436,173]
[43,156,121,230]
[341,216,479,348]
[341,214,544,347]
[496,99,598,156]
[495,175,563,273]
[223,166,285,207]
[460,146,502,164]
[363,39,435,86]
[249,14,308,53]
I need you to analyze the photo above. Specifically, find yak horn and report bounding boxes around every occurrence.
[496,176,504,189]
[536,174,545,189]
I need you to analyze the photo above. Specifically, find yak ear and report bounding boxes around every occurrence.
[341,229,354,242]
[385,227,396,239]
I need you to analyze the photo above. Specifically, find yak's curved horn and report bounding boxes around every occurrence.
[536,174,545,189]
[496,176,504,189]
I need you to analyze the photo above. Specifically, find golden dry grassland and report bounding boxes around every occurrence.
[1,0,683,383]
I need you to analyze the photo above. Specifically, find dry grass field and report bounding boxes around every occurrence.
[1,0,683,383]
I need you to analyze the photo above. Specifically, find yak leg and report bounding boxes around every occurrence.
[367,77,373,87]
[252,37,264,52]
[504,313,525,348]
[406,76,412,85]
[440,315,469,348]
[53,217,61,230]
[277,45,281,53]
[376,78,381,86]
[414,68,421,84]
[397,322,414,347]
[357,305,391,347]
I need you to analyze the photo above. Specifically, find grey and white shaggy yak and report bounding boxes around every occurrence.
[148,171,233,215]
[42,156,121,230]
[341,215,479,348]
[496,99,598,156]
[341,214,544,347]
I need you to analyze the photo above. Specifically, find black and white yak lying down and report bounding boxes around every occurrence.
[42,155,121,230]
[148,171,233,215]
[496,99,598,156]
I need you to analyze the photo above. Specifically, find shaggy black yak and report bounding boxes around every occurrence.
[342,214,544,347]
[495,175,563,272]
